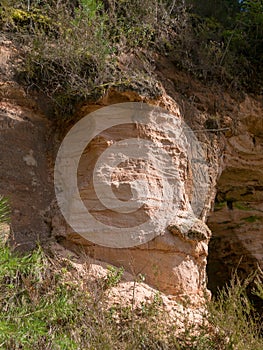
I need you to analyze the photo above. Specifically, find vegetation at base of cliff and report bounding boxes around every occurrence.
[0,1,262,118]
[0,240,262,349]
[0,194,262,350]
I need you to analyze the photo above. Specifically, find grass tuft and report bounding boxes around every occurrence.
[0,233,262,349]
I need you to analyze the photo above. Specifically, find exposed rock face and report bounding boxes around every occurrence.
[207,96,263,293]
[0,82,52,249]
[0,41,53,250]
[1,40,262,304]
[48,241,206,330]
[52,91,217,301]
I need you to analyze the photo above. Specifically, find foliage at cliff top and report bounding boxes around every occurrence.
[0,0,262,117]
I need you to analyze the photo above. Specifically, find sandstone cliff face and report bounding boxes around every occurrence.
[0,40,52,250]
[51,90,219,302]
[207,96,263,293]
[1,40,262,303]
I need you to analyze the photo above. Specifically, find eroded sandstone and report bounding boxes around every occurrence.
[1,39,262,305]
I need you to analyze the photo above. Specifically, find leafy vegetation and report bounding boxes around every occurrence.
[0,0,261,118]
[0,196,10,224]
[207,273,263,350]
[0,1,262,347]
[185,0,263,91]
[0,194,262,350]
[241,215,262,223]
[0,240,262,349]
[104,265,124,288]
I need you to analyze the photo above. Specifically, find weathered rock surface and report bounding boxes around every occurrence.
[52,91,217,301]
[207,96,263,293]
[48,241,206,330]
[1,39,262,304]
[0,40,52,250]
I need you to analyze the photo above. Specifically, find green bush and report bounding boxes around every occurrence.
[184,0,263,91]
[0,1,188,118]
[0,0,261,120]
[104,265,124,288]
[0,230,262,349]
[206,273,263,350]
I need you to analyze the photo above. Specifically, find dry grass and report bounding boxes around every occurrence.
[0,236,262,349]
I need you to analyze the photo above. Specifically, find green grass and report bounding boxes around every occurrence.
[0,238,262,349]
[0,0,170,118]
[206,273,263,350]
[241,215,262,223]
[0,196,10,224]
[233,202,252,211]
[0,196,262,349]
[214,201,227,211]
[1,0,261,121]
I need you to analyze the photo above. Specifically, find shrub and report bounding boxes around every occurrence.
[0,1,189,118]
[0,230,262,349]
[0,0,261,120]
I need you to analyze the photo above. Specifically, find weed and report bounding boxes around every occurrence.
[0,232,262,349]
[214,201,227,211]
[1,195,261,348]
[206,272,263,350]
[104,265,124,288]
[241,215,261,223]
[234,202,252,211]
[0,196,10,224]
